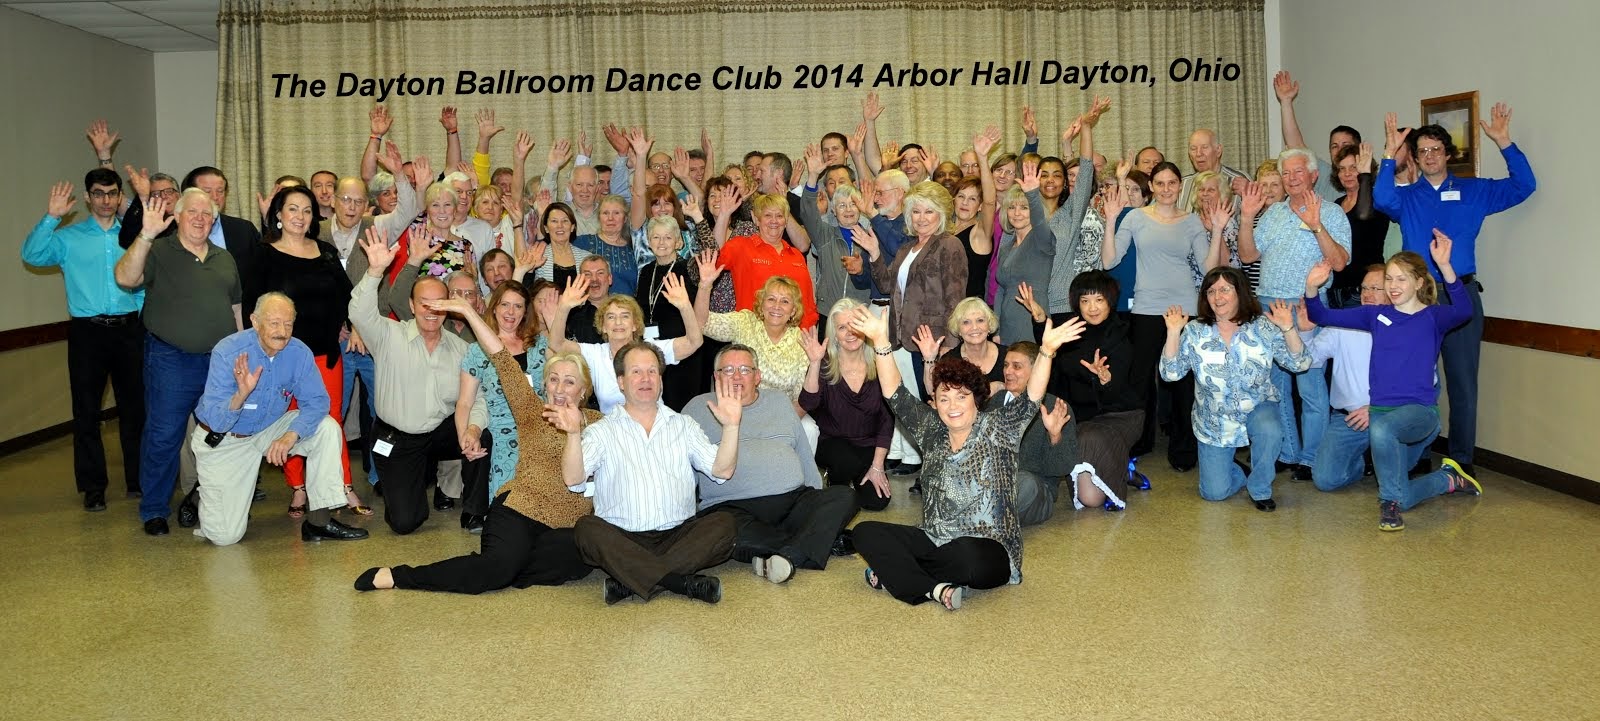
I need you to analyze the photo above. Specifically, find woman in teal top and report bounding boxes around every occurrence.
[457,279,546,499]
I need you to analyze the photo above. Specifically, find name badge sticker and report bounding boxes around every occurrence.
[643,325,661,340]
[243,403,258,410]
[1441,190,1461,202]
[372,439,394,457]
[1377,314,1393,326]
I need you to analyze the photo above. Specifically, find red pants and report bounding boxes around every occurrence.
[285,353,352,489]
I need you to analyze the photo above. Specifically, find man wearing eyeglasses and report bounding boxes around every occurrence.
[23,170,146,512]
[683,345,855,585]
[1374,104,1537,476]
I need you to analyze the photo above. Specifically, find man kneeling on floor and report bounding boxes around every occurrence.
[191,292,368,545]
[685,344,857,584]
[551,341,742,604]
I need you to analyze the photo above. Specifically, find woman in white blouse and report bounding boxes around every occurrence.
[547,273,701,413]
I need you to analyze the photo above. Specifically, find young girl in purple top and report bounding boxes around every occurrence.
[1303,230,1481,532]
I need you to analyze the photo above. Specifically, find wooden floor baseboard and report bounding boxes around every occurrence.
[0,408,119,459]
[1431,437,1599,505]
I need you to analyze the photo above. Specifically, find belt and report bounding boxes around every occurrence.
[870,298,891,307]
[77,312,139,327]
[196,419,252,439]
[1458,273,1478,287]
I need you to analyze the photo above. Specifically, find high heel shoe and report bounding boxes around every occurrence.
[343,486,374,516]
[286,486,307,519]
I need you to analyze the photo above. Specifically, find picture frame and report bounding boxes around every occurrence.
[1420,91,1479,178]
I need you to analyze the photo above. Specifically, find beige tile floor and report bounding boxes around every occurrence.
[2,428,1598,721]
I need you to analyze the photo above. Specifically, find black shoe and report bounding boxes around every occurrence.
[354,567,381,592]
[830,529,857,557]
[1170,460,1195,473]
[301,518,370,541]
[433,488,455,511]
[1363,459,1376,477]
[1291,464,1314,482]
[177,489,199,528]
[603,577,634,605]
[680,574,721,604]
[1236,460,1253,477]
[1253,498,1277,512]
[143,517,169,536]
[84,491,107,512]
[908,481,923,495]
[889,462,921,477]
[252,485,266,502]
[461,513,485,534]
[1274,460,1296,474]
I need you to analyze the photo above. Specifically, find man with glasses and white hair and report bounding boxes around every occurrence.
[114,188,244,536]
[23,169,146,512]
[683,345,856,585]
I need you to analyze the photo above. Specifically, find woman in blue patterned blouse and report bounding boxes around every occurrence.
[1159,266,1309,511]
[847,304,1084,610]
[455,279,546,500]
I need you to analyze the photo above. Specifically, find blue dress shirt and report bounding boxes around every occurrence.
[21,214,144,317]
[195,329,329,439]
[1373,143,1536,279]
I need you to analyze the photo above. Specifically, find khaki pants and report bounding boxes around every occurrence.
[190,413,344,546]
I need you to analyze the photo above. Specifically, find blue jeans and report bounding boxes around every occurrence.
[1439,280,1483,463]
[1261,297,1327,466]
[1368,405,1450,510]
[137,335,210,521]
[1196,401,1282,502]
[1312,411,1371,492]
[342,344,379,486]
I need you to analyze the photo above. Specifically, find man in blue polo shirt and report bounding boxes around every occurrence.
[22,171,145,512]
[1375,104,1536,474]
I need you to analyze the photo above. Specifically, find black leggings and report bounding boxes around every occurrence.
[1128,313,1196,467]
[389,495,591,594]
[814,436,890,511]
[853,521,1010,605]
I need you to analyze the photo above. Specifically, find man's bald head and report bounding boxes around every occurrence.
[1188,129,1223,172]
[412,276,447,302]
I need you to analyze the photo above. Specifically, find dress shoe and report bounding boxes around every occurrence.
[177,489,200,528]
[461,513,485,534]
[84,491,107,512]
[680,574,722,604]
[889,462,921,477]
[603,577,634,605]
[1253,498,1277,512]
[751,555,795,584]
[433,487,456,511]
[830,529,856,557]
[1170,460,1195,473]
[143,517,170,536]
[1275,460,1296,474]
[301,518,370,541]
[372,482,384,498]
[1290,464,1314,482]
[354,567,381,592]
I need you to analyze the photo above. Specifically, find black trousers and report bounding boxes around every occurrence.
[372,415,491,534]
[814,436,890,511]
[67,315,145,494]
[853,521,1011,605]
[1128,313,1196,467]
[389,494,591,594]
[573,513,735,598]
[700,485,857,570]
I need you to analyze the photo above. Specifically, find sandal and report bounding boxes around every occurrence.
[344,486,374,516]
[864,567,884,591]
[931,582,963,610]
[286,487,307,519]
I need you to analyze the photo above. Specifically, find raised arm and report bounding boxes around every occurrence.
[1353,143,1378,220]
[115,196,173,288]
[861,92,885,175]
[1100,183,1129,268]
[472,108,504,187]
[848,306,903,399]
[1203,202,1236,271]
[440,106,462,172]
[972,125,1001,254]
[1274,71,1310,150]
[660,273,703,360]
[86,120,119,170]
[361,105,392,183]
[546,273,589,355]
[627,126,652,229]
[1479,102,1537,212]
[349,226,401,346]
[1033,317,1087,402]
[692,249,723,330]
[1235,181,1265,263]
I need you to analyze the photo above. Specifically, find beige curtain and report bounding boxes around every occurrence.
[218,0,1265,214]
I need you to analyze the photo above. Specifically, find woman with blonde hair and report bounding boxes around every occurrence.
[800,298,895,511]
[1190,170,1242,275]
[912,297,1005,398]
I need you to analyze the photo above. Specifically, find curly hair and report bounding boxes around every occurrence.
[930,356,991,409]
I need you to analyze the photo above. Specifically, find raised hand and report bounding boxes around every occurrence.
[86,120,119,159]
[256,189,273,219]
[513,130,536,162]
[847,306,890,346]
[911,324,945,359]
[852,221,881,260]
[577,131,594,160]
[803,143,824,176]
[1272,70,1299,103]
[862,91,884,121]
[1101,182,1127,219]
[1384,112,1412,159]
[1239,180,1265,217]
[547,138,573,169]
[1040,397,1072,436]
[46,181,75,218]
[602,123,631,155]
[682,193,703,223]
[1021,105,1039,140]
[124,164,152,200]
[1080,349,1112,385]
[695,248,725,283]
[1062,118,1083,144]
[1357,142,1374,173]
[707,373,744,427]
[1015,281,1046,323]
[1115,156,1132,180]
[1266,299,1296,331]
[880,141,900,172]
[1481,101,1513,148]
[800,328,827,364]
[533,188,552,219]
[920,143,940,177]
[406,222,436,261]
[558,273,591,308]
[232,353,262,398]
[1163,305,1190,334]
[700,127,715,165]
[1207,198,1235,231]
[1040,316,1088,354]
[1017,158,1041,192]
[973,124,1001,157]
[516,240,547,275]
[1084,96,1113,126]
[359,225,398,273]
[542,402,584,433]
[411,156,434,188]
[369,105,393,136]
[840,252,864,276]
[475,108,504,143]
[671,146,693,182]
[378,140,405,174]
[850,122,868,156]
[140,195,174,238]
[1304,260,1332,293]
[1291,192,1322,228]
[439,106,459,134]
[626,125,652,159]
[455,162,478,186]
[660,271,692,308]
[1429,229,1455,270]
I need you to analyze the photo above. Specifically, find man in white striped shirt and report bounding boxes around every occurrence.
[551,341,743,605]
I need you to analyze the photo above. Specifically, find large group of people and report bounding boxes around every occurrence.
[22,70,1535,609]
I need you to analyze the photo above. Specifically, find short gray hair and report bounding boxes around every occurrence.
[1278,147,1318,177]
[173,187,218,218]
[713,343,760,372]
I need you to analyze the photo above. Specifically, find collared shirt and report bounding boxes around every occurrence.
[684,390,821,509]
[1252,200,1352,299]
[855,213,908,301]
[1373,144,1536,279]
[1305,326,1373,412]
[139,236,241,354]
[348,274,487,433]
[208,216,226,249]
[1160,317,1311,447]
[580,403,725,532]
[195,329,327,438]
[22,214,143,317]
[718,234,818,328]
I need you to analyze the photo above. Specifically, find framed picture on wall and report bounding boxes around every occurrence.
[1420,91,1479,178]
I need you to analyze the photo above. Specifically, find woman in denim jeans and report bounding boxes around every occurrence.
[1159,267,1308,511]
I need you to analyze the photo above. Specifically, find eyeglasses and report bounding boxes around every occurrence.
[88,190,122,200]
[151,188,178,199]
[715,365,756,377]
[449,289,480,299]
[337,195,366,205]
[1415,146,1447,157]
[1360,285,1385,293]
[649,163,672,171]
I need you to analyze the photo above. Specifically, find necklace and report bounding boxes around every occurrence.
[643,260,678,320]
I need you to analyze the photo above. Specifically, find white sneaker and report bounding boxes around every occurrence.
[751,555,794,584]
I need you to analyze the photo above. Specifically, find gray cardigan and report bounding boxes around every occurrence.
[1046,157,1097,314]
[798,187,871,318]
[994,188,1056,344]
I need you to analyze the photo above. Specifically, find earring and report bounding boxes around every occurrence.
[275,221,283,229]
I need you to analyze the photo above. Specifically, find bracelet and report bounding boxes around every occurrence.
[447,130,458,135]
[512,224,523,229]
[1039,349,1055,359]
[369,134,383,142]
[97,157,111,163]
[922,360,936,366]
[873,345,893,356]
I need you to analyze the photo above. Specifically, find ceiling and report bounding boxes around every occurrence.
[3,0,218,52]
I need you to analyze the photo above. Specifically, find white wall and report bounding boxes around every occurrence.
[155,51,218,177]
[1278,0,1592,328]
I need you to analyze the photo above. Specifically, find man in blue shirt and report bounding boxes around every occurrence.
[190,293,367,545]
[1375,104,1536,473]
[21,170,145,512]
